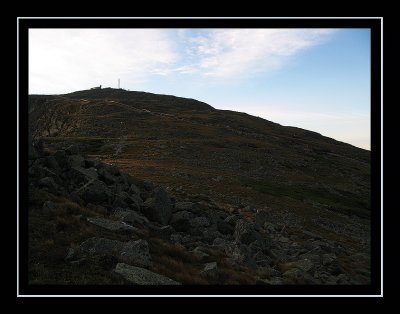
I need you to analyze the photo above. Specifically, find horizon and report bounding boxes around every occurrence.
[29,28,371,150]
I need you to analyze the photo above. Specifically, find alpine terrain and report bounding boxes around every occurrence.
[27,88,371,285]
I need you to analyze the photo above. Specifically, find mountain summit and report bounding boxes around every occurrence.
[28,88,371,285]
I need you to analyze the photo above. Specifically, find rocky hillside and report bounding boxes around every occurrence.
[28,88,371,285]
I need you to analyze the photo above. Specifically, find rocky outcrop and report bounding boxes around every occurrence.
[28,139,369,285]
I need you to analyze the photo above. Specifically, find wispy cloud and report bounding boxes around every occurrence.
[29,29,336,93]
[179,29,335,78]
[29,29,177,93]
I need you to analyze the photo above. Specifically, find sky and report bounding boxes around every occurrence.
[29,28,371,150]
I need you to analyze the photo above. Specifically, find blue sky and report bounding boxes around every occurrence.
[29,28,370,149]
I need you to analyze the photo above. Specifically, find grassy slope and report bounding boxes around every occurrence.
[28,89,371,284]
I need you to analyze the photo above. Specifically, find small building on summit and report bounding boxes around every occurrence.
[91,85,102,90]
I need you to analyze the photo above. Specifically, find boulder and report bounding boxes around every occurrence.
[45,156,61,172]
[170,217,191,232]
[87,217,135,233]
[217,221,234,235]
[119,239,151,267]
[153,225,175,239]
[67,155,85,168]
[98,167,117,185]
[207,209,229,224]
[255,209,270,228]
[253,251,273,266]
[87,203,108,215]
[38,177,59,193]
[190,216,210,229]
[322,253,336,266]
[202,229,222,244]
[112,195,130,211]
[192,246,209,259]
[129,184,141,195]
[54,150,69,168]
[72,166,98,180]
[174,201,194,211]
[258,277,284,285]
[81,180,110,203]
[234,219,259,245]
[170,210,192,232]
[114,263,180,285]
[42,200,64,213]
[293,258,314,273]
[230,243,255,266]
[28,133,38,159]
[224,215,240,226]
[79,237,151,267]
[129,194,143,211]
[201,262,218,279]
[142,186,172,225]
[65,144,80,155]
[114,209,149,227]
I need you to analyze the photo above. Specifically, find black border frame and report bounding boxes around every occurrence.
[17,17,382,297]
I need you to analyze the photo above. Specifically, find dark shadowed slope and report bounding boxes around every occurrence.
[27,88,371,285]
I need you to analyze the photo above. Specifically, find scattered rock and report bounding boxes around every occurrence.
[114,263,180,285]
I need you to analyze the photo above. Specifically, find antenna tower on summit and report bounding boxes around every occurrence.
[118,78,120,89]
